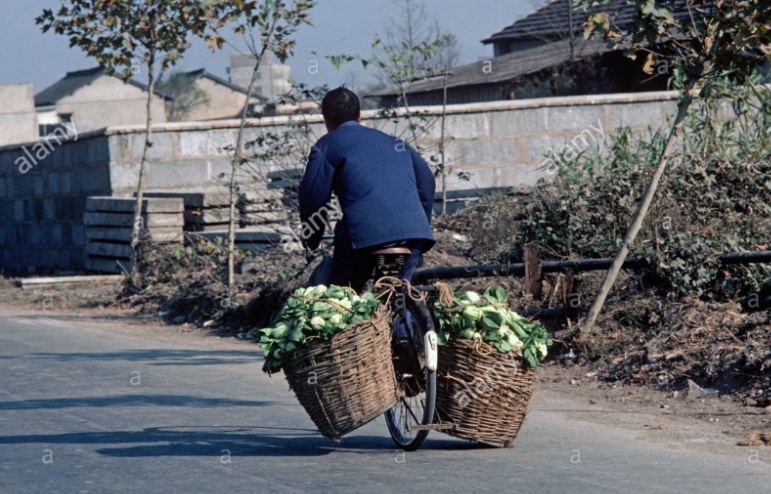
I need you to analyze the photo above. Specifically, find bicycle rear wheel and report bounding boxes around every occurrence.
[385,295,436,451]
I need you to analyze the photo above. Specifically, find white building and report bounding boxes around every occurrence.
[227,52,291,103]
[0,83,38,146]
[35,67,168,135]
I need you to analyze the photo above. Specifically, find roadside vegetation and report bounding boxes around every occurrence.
[12,0,768,404]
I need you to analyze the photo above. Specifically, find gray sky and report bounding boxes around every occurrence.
[0,0,533,94]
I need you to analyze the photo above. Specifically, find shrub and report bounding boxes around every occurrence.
[517,82,771,300]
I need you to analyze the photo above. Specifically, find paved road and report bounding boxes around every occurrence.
[0,311,769,494]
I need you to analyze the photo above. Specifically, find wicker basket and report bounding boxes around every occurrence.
[435,338,537,447]
[283,310,399,440]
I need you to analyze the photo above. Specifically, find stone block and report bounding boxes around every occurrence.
[527,134,575,161]
[109,163,140,192]
[458,140,518,166]
[442,166,497,192]
[72,224,86,247]
[129,132,173,160]
[13,200,23,221]
[86,196,183,214]
[24,199,44,223]
[608,101,677,130]
[33,175,43,196]
[546,105,605,132]
[147,160,210,189]
[43,199,56,220]
[55,196,87,222]
[108,135,128,163]
[80,166,111,194]
[25,225,44,245]
[0,152,11,176]
[427,113,488,140]
[178,129,237,156]
[48,173,60,195]
[2,225,17,244]
[497,163,548,188]
[91,136,110,164]
[2,202,11,223]
[209,159,233,182]
[51,143,74,169]
[488,108,546,136]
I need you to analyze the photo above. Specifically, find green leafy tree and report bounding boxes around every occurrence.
[574,0,771,337]
[37,0,227,282]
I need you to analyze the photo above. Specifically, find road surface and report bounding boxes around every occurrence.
[0,311,769,493]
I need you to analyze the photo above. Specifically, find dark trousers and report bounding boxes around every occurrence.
[327,242,423,293]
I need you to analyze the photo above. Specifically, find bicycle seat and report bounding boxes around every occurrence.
[371,247,412,255]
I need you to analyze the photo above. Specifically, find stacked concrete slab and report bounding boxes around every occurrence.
[193,226,294,254]
[83,197,183,273]
[142,189,290,231]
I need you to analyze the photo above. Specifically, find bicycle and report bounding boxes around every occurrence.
[305,237,438,451]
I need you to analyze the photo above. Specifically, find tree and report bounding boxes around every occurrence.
[378,0,460,83]
[216,0,315,291]
[575,0,771,338]
[527,0,583,60]
[157,70,210,121]
[436,31,460,72]
[37,0,227,282]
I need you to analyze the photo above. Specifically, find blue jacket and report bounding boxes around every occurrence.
[299,121,436,251]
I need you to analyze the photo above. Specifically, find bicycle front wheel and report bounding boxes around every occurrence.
[385,296,436,451]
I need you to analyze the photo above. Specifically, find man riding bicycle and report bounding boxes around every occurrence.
[298,86,436,292]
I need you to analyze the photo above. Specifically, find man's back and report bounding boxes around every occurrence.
[299,120,435,251]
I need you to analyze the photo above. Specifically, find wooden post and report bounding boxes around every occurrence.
[524,242,543,299]
[562,268,576,315]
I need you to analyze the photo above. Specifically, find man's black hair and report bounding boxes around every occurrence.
[321,86,360,128]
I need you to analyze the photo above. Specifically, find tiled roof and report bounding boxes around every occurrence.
[371,0,718,99]
[35,66,171,107]
[185,69,249,95]
[368,38,609,97]
[483,0,714,44]
[34,67,105,107]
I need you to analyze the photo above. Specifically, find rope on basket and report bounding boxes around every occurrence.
[433,281,455,307]
[373,276,426,306]
[472,338,495,357]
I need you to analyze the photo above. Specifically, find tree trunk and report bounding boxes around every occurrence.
[580,82,696,338]
[227,49,267,291]
[440,67,449,215]
[130,51,156,282]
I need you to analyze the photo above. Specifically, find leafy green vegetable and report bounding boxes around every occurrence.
[255,285,382,374]
[433,285,552,368]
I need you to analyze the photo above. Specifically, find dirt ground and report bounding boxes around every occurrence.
[1,275,769,450]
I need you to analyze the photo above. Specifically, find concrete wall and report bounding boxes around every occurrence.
[55,75,167,131]
[372,90,678,192]
[106,90,680,195]
[0,132,112,273]
[0,90,680,274]
[0,84,38,146]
